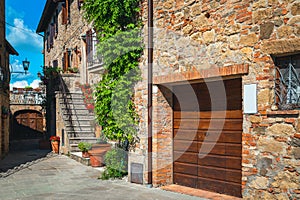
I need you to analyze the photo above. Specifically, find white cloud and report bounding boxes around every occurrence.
[10,80,28,90]
[10,79,42,91]
[30,79,42,88]
[6,18,43,50]
[10,59,24,72]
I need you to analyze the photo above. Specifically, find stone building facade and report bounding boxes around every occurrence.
[36,0,103,152]
[129,0,300,199]
[0,0,18,158]
[37,0,103,87]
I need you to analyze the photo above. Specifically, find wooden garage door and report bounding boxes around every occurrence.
[173,78,242,197]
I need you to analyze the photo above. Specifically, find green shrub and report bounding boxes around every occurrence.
[78,142,92,152]
[101,147,128,180]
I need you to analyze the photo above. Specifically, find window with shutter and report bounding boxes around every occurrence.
[46,31,50,52]
[86,30,93,64]
[54,11,58,37]
[63,51,69,72]
[50,23,55,48]
[62,2,68,25]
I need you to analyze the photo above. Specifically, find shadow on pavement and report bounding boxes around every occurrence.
[0,139,51,173]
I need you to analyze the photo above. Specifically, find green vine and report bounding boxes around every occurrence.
[83,0,142,146]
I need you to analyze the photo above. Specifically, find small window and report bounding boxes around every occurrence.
[46,31,50,52]
[275,54,300,110]
[53,60,58,68]
[50,23,55,47]
[62,1,69,25]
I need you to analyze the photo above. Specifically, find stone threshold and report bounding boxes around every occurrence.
[161,184,242,200]
[69,152,90,166]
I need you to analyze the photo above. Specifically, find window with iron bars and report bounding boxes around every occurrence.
[275,54,300,110]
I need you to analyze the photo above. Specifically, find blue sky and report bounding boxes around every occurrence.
[6,0,46,89]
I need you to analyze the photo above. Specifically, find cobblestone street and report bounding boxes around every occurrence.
[0,153,204,200]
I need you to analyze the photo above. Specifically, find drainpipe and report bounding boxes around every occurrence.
[147,0,153,186]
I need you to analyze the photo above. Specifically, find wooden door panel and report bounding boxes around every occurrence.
[174,162,198,176]
[173,130,197,141]
[174,173,197,188]
[197,177,242,197]
[198,155,241,170]
[197,130,242,143]
[174,110,243,119]
[174,151,198,164]
[198,166,241,183]
[174,119,242,131]
[173,140,198,152]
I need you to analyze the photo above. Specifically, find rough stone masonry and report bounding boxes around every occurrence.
[129,0,300,199]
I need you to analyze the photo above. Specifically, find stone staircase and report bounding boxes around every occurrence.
[58,91,97,152]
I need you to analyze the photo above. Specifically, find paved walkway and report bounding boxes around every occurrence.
[0,154,205,200]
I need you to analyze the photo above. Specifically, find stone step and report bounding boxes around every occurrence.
[67,131,95,137]
[61,109,90,115]
[63,115,95,120]
[65,120,94,126]
[59,99,86,105]
[69,137,98,144]
[69,152,90,166]
[70,143,97,152]
[60,104,87,110]
[59,96,84,101]
[66,126,93,132]
[61,106,88,111]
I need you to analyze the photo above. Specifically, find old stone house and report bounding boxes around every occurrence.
[0,0,18,158]
[36,0,103,153]
[129,0,300,199]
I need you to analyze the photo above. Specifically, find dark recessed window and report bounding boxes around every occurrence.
[275,54,300,110]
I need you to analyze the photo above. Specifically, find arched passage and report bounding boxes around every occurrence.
[10,109,44,140]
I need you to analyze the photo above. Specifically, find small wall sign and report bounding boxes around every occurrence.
[243,84,257,114]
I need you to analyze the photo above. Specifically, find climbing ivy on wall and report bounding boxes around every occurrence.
[82,0,142,146]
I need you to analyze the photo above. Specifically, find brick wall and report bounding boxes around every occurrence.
[130,0,300,198]
[0,0,11,158]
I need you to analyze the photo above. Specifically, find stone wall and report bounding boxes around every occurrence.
[130,0,300,198]
[244,111,300,199]
[0,0,5,158]
[0,0,11,159]
[43,1,92,90]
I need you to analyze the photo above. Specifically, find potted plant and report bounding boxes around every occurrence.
[50,136,60,153]
[67,67,79,73]
[78,142,92,158]
[89,136,111,167]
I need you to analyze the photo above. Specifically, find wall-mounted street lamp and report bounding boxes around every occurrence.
[11,58,30,75]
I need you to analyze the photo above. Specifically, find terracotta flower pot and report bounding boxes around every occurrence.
[51,141,60,153]
[90,154,104,167]
[88,144,111,167]
[82,151,90,158]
